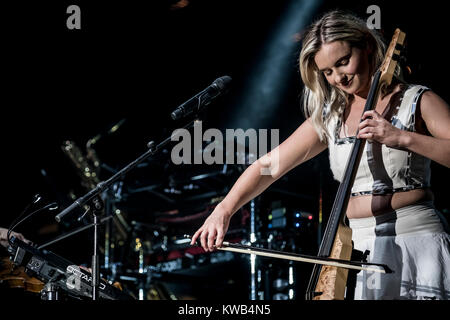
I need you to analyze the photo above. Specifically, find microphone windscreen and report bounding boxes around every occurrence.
[213,75,232,90]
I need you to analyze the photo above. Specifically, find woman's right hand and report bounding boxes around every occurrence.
[190,202,232,252]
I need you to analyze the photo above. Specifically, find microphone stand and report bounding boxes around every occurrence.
[54,118,198,300]
[90,196,103,300]
[38,216,113,250]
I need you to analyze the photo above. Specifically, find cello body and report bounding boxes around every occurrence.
[312,224,352,299]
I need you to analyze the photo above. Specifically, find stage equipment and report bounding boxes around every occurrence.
[7,237,132,300]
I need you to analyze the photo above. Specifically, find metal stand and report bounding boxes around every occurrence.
[249,197,262,300]
[41,282,59,300]
[90,196,104,300]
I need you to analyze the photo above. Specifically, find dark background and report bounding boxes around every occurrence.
[1,0,449,300]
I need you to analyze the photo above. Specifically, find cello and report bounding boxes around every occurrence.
[305,28,406,300]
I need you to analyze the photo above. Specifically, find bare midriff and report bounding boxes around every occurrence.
[346,188,434,219]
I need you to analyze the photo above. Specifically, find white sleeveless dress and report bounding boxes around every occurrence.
[325,84,450,300]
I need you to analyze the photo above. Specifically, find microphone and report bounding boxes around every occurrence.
[171,75,232,120]
[55,200,82,223]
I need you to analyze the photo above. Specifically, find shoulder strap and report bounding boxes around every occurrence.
[391,84,430,131]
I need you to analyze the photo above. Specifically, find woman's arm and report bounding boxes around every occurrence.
[191,118,327,251]
[358,91,450,168]
[401,91,450,167]
[221,118,327,217]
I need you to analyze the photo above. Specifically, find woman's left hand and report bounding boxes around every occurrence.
[0,228,30,248]
[357,110,405,148]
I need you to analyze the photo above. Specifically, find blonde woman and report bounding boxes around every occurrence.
[191,10,450,300]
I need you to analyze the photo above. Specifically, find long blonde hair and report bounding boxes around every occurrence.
[299,10,387,142]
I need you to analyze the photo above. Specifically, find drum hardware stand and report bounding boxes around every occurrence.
[249,198,257,300]
[103,193,112,273]
[136,236,146,300]
[237,160,262,300]
[249,196,263,300]
[104,182,130,280]
[103,184,122,276]
[53,118,200,300]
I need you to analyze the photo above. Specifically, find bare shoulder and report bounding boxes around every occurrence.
[420,90,450,109]
[418,90,450,139]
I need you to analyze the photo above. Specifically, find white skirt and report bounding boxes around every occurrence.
[349,201,450,300]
